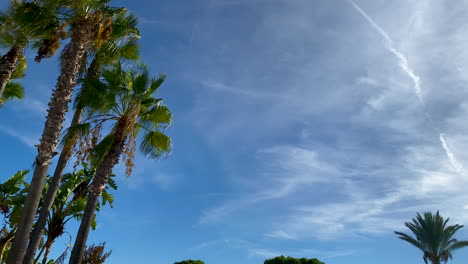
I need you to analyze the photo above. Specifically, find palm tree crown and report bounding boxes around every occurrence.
[72,63,172,177]
[0,0,60,102]
[395,211,468,264]
[68,63,171,264]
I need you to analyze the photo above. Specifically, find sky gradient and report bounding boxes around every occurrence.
[2,0,468,263]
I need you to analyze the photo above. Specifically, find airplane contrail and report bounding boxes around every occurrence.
[348,0,423,102]
[349,0,466,176]
[440,134,466,176]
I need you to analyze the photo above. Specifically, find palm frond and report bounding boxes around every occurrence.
[139,131,172,159]
[60,123,92,149]
[118,39,139,61]
[10,54,26,79]
[90,134,115,166]
[139,104,172,131]
[148,74,166,95]
[446,240,468,251]
[1,81,24,103]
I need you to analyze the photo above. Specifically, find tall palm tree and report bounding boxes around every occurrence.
[0,0,60,99]
[395,211,468,264]
[68,64,172,264]
[7,1,118,263]
[32,167,116,264]
[22,11,140,264]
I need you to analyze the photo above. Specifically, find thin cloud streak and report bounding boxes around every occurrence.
[349,0,466,176]
[0,126,37,148]
[439,134,466,176]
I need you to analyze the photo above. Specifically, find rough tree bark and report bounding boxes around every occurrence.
[0,45,24,99]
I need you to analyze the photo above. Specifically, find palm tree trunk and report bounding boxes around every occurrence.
[40,246,51,264]
[0,45,23,99]
[69,116,130,264]
[33,244,46,264]
[23,57,103,264]
[7,24,93,264]
[22,110,80,264]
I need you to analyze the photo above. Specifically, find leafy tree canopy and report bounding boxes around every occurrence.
[264,256,325,264]
[174,260,205,264]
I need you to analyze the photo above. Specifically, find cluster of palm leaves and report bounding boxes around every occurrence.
[395,211,468,264]
[0,0,172,263]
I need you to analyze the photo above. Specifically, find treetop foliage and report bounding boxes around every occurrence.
[264,256,325,264]
[174,260,205,264]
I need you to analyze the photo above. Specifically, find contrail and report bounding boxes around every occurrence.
[348,0,423,103]
[440,134,466,176]
[349,0,466,176]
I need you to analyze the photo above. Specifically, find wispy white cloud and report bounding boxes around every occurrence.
[11,98,48,117]
[183,0,468,261]
[202,79,275,99]
[264,230,297,241]
[151,172,179,190]
[0,125,37,148]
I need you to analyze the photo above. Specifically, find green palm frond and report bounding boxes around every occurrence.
[60,123,92,149]
[446,240,468,251]
[148,74,166,95]
[131,65,150,94]
[140,131,172,159]
[90,134,115,166]
[111,11,139,40]
[1,81,24,103]
[118,39,139,60]
[10,54,26,79]
[0,0,61,47]
[139,104,172,130]
[76,77,114,112]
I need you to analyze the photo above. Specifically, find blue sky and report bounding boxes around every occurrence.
[2,0,468,263]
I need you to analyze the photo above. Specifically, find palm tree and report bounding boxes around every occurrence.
[0,0,60,99]
[22,11,140,264]
[395,211,468,264]
[32,166,116,264]
[68,64,172,264]
[7,1,118,263]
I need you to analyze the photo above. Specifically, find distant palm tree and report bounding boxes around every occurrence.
[68,64,172,264]
[395,211,468,264]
